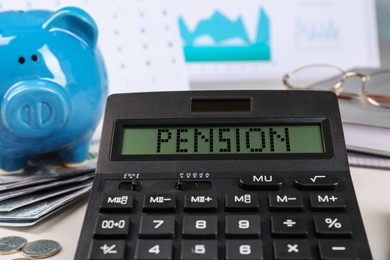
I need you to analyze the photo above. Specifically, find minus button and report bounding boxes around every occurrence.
[332,246,346,251]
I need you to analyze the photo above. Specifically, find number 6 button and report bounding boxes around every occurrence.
[226,240,263,260]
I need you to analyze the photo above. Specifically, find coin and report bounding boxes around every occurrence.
[0,236,28,255]
[12,258,31,260]
[22,239,61,259]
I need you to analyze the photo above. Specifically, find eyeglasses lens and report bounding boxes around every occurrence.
[288,65,343,91]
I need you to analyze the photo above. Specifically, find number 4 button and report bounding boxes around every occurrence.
[134,240,172,260]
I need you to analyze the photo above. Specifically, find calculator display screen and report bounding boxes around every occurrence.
[120,125,324,155]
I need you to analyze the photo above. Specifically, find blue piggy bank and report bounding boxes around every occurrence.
[0,7,108,173]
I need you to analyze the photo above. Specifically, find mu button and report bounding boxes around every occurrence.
[240,174,284,190]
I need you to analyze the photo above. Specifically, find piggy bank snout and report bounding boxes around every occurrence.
[1,81,71,138]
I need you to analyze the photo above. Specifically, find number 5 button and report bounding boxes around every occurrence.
[139,216,175,238]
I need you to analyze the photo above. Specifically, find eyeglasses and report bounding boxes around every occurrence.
[283,64,390,108]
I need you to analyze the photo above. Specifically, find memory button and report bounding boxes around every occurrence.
[143,194,176,212]
[100,193,134,213]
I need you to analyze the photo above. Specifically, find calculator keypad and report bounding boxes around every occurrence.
[86,174,367,260]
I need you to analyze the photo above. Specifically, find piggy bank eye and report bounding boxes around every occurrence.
[31,54,39,62]
[18,56,25,64]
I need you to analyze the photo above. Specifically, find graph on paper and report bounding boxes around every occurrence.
[178,8,271,62]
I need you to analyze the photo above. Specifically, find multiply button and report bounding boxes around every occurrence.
[143,194,176,212]
[295,175,340,190]
[240,174,284,190]
[273,240,311,260]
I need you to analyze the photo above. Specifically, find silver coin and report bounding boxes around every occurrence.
[12,258,31,260]
[0,236,28,255]
[22,239,61,259]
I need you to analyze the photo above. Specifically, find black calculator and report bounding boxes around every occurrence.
[75,90,372,260]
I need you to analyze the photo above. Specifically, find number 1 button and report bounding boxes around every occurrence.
[135,240,172,260]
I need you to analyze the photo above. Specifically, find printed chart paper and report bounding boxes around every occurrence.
[174,0,380,81]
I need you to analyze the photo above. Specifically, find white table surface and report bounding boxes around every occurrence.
[0,166,389,260]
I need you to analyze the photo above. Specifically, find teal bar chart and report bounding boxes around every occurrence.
[178,8,271,62]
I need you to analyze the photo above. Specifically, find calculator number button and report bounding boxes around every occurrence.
[182,216,218,238]
[295,175,340,190]
[314,216,353,237]
[181,240,218,260]
[143,194,176,212]
[226,240,263,260]
[88,240,126,260]
[139,216,175,238]
[94,215,130,238]
[225,215,261,238]
[135,240,172,260]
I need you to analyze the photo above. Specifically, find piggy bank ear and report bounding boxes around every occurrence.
[43,7,98,49]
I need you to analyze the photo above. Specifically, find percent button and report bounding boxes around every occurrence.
[314,216,352,237]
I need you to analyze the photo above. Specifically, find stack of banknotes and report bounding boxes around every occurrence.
[0,146,97,227]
